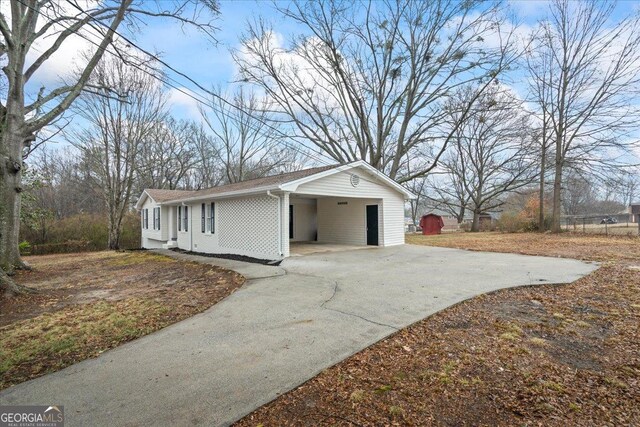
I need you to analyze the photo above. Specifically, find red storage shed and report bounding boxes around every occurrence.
[420,214,444,235]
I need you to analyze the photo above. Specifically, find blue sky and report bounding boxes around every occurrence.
[22,0,639,120]
[135,1,300,119]
[19,0,640,164]
[127,0,639,121]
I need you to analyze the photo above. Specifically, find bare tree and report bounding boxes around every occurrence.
[234,0,520,183]
[0,0,218,295]
[435,84,536,231]
[184,126,224,190]
[428,152,473,224]
[137,118,201,190]
[70,58,166,250]
[27,146,101,219]
[526,45,556,230]
[200,87,289,183]
[404,177,429,227]
[526,0,640,232]
[562,171,596,216]
[617,169,640,207]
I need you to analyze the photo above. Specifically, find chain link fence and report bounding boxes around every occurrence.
[561,214,640,236]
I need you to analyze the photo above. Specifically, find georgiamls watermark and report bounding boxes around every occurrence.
[1,406,64,427]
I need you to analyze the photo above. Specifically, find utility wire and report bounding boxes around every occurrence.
[19,0,394,188]
[62,0,348,169]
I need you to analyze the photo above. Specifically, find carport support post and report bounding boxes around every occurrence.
[281,192,290,258]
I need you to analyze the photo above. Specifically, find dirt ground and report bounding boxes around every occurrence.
[237,233,640,426]
[0,251,244,390]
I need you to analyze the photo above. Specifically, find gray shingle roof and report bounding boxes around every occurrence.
[144,164,339,204]
[145,189,198,203]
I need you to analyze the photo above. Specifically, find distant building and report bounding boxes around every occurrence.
[631,203,640,223]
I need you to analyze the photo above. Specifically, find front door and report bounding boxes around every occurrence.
[366,205,379,246]
[289,205,294,239]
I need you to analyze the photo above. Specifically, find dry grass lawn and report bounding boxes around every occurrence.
[0,251,244,391]
[237,233,640,427]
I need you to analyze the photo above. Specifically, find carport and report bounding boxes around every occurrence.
[280,162,413,257]
[288,194,384,249]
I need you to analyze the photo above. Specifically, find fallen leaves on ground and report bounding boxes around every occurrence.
[0,251,244,390]
[236,233,640,427]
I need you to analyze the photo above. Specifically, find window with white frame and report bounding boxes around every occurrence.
[209,202,215,234]
[178,206,182,231]
[183,206,189,231]
[201,203,206,233]
[143,209,149,229]
[153,207,160,230]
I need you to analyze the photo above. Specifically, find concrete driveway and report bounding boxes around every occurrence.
[0,245,598,426]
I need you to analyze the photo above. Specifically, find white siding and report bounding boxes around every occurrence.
[176,195,283,260]
[317,198,380,246]
[290,198,317,242]
[140,197,169,248]
[191,202,219,253]
[382,192,406,246]
[295,168,395,198]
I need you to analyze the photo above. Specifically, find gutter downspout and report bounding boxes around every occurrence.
[266,191,283,257]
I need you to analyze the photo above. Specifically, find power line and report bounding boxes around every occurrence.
[61,0,347,168]
[18,0,392,188]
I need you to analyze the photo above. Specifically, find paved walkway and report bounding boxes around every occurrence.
[0,245,598,426]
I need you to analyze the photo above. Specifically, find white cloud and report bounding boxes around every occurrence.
[0,1,102,86]
[166,87,202,120]
[2,1,157,92]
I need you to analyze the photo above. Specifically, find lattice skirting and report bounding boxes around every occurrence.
[218,196,280,257]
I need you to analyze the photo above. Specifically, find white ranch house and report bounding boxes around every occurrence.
[136,161,415,260]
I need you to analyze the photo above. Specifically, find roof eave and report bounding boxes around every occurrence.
[161,185,284,205]
[280,160,417,199]
[135,190,155,211]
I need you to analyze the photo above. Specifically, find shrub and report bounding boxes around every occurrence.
[20,212,141,254]
[29,240,102,256]
[496,212,530,233]
[480,219,497,232]
[460,222,472,232]
[18,241,31,256]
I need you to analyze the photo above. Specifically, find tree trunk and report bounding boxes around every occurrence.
[551,157,563,233]
[0,132,35,296]
[410,199,419,226]
[457,206,466,224]
[0,152,22,275]
[471,210,481,232]
[538,141,546,231]
[108,212,121,250]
